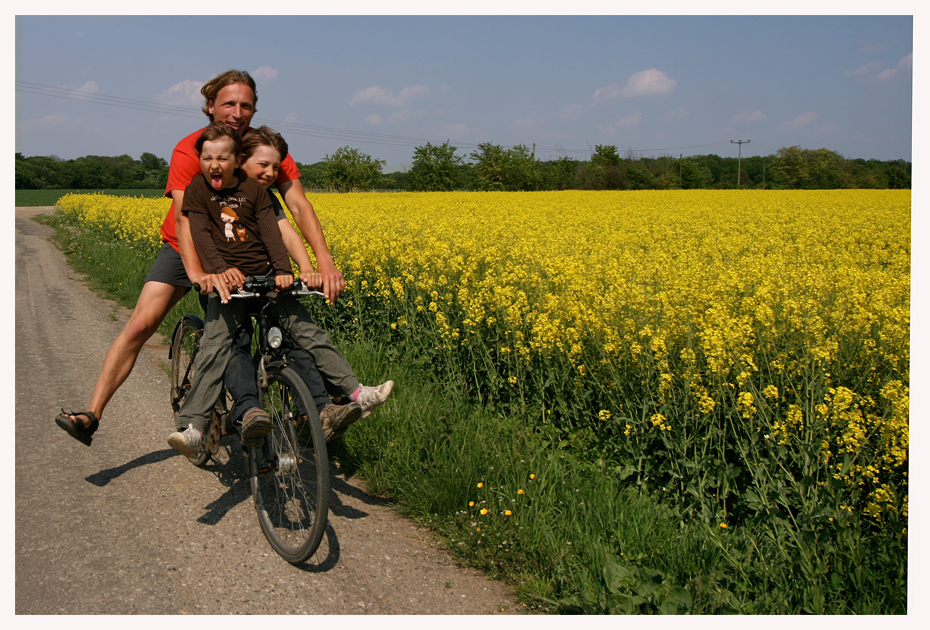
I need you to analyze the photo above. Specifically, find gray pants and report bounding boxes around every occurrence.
[177,293,360,433]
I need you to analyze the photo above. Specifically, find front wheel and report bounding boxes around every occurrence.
[250,366,329,563]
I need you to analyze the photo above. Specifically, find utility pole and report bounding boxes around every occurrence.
[731,139,750,187]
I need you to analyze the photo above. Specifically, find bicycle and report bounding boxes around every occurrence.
[168,275,330,564]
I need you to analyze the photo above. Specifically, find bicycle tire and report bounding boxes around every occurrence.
[250,365,330,563]
[168,315,211,468]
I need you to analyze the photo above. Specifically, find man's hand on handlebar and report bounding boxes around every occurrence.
[316,260,346,305]
[299,270,323,290]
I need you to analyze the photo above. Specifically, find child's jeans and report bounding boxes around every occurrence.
[176,292,360,433]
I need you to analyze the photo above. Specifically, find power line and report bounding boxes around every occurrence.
[17,80,765,161]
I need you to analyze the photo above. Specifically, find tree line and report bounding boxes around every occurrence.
[16,143,911,193]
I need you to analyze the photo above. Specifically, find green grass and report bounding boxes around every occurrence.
[16,189,163,206]
[33,207,908,614]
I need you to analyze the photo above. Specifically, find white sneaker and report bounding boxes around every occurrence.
[167,424,203,458]
[356,381,395,419]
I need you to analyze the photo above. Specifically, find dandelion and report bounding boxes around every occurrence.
[477,482,483,488]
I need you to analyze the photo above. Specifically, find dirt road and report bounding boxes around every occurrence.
[15,207,521,614]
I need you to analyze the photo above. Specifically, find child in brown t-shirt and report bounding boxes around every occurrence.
[168,124,299,454]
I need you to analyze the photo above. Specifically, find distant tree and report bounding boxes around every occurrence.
[547,156,579,190]
[409,141,462,191]
[591,144,622,189]
[769,146,849,189]
[322,146,385,192]
[507,144,544,191]
[138,152,169,188]
[295,161,327,191]
[469,142,508,191]
[679,159,709,189]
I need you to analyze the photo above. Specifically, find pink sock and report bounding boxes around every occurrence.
[350,386,362,402]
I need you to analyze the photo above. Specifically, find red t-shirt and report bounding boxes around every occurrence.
[159,126,302,250]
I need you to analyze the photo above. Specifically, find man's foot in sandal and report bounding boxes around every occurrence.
[55,409,99,446]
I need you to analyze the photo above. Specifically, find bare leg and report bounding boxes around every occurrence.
[64,281,188,428]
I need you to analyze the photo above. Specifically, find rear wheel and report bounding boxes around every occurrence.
[250,366,329,563]
[168,315,211,467]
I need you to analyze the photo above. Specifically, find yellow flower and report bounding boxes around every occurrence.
[504,510,512,516]
[530,474,536,480]
[517,489,525,495]
[477,482,483,488]
[469,501,475,507]
[480,508,489,515]
[720,523,728,529]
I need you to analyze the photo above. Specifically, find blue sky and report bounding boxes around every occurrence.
[14,10,915,171]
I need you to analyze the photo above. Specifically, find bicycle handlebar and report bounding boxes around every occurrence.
[192,275,327,299]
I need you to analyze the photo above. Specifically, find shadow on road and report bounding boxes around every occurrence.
[84,449,176,486]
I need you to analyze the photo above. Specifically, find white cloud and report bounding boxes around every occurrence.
[442,122,481,140]
[846,53,911,82]
[595,68,677,101]
[617,112,643,128]
[782,111,817,131]
[595,113,641,135]
[155,80,203,107]
[512,118,544,129]
[845,62,881,78]
[560,104,585,119]
[732,110,768,123]
[350,84,430,107]
[389,109,428,123]
[68,81,99,100]
[366,113,382,125]
[875,68,898,82]
[876,53,913,81]
[664,105,689,120]
[252,66,279,82]
[20,112,67,132]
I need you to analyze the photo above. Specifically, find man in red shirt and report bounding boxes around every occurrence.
[55,70,355,444]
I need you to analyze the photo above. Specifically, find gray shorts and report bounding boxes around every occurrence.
[144,243,193,288]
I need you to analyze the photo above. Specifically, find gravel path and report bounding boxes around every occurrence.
[15,207,523,615]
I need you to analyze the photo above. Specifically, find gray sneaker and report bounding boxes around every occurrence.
[241,407,272,446]
[167,424,203,458]
[320,402,363,442]
[356,381,395,419]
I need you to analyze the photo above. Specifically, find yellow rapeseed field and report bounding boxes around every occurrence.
[57,189,910,519]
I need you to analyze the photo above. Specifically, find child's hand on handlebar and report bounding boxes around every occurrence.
[274,273,294,292]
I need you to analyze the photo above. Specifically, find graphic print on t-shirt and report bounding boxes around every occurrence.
[220,205,239,241]
[216,193,250,243]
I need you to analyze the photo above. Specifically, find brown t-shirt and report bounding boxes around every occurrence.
[183,171,292,277]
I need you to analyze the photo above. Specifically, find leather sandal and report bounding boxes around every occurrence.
[55,409,99,446]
